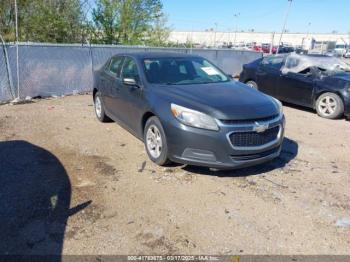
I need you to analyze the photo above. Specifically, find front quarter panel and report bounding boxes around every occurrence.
[239,59,261,83]
[313,77,350,107]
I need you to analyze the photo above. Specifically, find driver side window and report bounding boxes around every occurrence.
[108,56,124,77]
[121,57,140,81]
[262,57,284,70]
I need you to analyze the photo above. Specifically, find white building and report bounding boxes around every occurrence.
[169,31,350,48]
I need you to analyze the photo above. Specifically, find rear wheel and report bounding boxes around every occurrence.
[94,92,111,122]
[144,116,170,166]
[315,92,344,119]
[246,80,258,89]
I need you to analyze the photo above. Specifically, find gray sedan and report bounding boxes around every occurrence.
[93,52,285,170]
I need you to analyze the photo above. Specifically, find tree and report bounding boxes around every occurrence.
[91,0,169,45]
[0,0,84,43]
[0,0,28,41]
[91,0,121,44]
[145,13,170,46]
[0,0,170,45]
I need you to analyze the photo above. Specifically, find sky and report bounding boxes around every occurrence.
[162,0,350,33]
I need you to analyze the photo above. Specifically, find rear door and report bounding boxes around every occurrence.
[103,56,125,119]
[256,56,284,97]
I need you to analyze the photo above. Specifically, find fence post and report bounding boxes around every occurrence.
[89,43,94,90]
[0,34,15,99]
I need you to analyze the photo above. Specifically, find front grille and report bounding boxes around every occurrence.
[220,114,279,125]
[229,126,280,148]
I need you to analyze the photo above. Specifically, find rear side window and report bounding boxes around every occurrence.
[262,56,284,69]
[108,56,124,77]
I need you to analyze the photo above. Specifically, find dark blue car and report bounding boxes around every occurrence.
[93,52,285,169]
[239,54,350,119]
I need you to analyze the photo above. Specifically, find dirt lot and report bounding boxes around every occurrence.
[0,94,350,255]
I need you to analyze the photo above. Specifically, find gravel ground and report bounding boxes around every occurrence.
[0,94,350,255]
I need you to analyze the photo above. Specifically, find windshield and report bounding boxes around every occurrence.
[143,57,229,85]
[282,53,350,75]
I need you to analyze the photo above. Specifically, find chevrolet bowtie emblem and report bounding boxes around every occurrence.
[253,122,269,133]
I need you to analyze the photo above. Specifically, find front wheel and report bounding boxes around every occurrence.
[315,92,344,119]
[94,92,111,122]
[144,116,170,166]
[246,80,258,89]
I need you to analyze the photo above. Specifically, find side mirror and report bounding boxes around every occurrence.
[123,78,137,86]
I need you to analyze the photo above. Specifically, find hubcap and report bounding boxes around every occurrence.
[95,96,102,118]
[319,96,337,116]
[146,125,162,158]
[247,82,257,89]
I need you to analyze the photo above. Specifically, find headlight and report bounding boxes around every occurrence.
[171,104,219,131]
[272,97,283,115]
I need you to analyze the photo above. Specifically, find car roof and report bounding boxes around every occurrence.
[112,51,201,60]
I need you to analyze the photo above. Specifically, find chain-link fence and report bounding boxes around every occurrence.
[0,43,262,102]
[0,41,14,102]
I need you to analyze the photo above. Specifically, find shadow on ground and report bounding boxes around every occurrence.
[0,140,90,257]
[184,137,298,177]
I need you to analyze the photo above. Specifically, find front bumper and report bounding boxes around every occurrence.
[164,114,286,170]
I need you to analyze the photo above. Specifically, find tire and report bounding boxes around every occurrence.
[144,116,170,166]
[94,92,111,122]
[315,92,344,119]
[246,80,258,89]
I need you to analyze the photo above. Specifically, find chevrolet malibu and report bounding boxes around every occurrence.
[93,52,285,170]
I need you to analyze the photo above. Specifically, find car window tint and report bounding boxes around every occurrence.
[121,57,140,80]
[143,57,228,85]
[262,56,284,69]
[108,57,124,77]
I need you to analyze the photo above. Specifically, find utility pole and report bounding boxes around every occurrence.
[306,22,311,39]
[14,0,20,99]
[276,0,293,54]
[233,13,240,48]
[213,22,218,47]
[269,32,275,54]
[190,25,193,53]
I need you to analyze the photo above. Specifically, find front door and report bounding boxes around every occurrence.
[103,56,125,119]
[119,56,145,134]
[277,72,315,107]
[256,56,285,97]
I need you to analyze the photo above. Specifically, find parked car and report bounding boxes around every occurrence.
[239,54,350,119]
[343,50,350,58]
[93,52,285,169]
[253,45,262,52]
[324,50,337,57]
[277,46,295,54]
[261,44,277,54]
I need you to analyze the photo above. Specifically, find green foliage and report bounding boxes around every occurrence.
[91,0,169,45]
[0,0,83,43]
[0,0,169,46]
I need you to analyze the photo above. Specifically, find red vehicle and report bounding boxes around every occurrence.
[253,45,262,52]
[261,44,277,54]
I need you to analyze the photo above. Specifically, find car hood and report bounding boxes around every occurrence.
[152,81,279,120]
